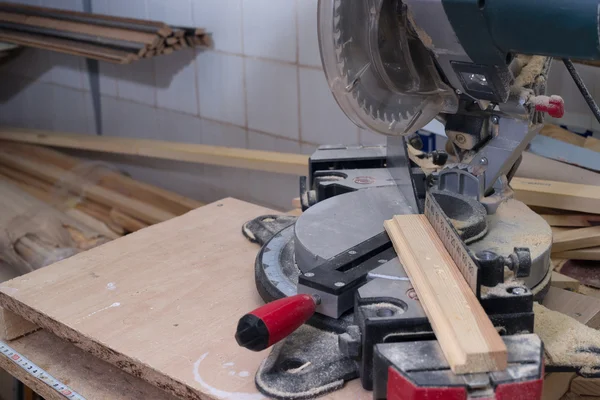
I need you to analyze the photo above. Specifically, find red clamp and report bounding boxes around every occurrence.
[235,294,318,351]
[531,95,565,118]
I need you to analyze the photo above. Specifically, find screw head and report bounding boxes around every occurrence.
[348,250,357,255]
[378,259,388,264]
[455,134,466,144]
[508,287,526,295]
[479,157,488,166]
[304,272,315,278]
[335,282,345,287]
[491,116,500,124]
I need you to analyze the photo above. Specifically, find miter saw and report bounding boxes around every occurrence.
[235,1,600,399]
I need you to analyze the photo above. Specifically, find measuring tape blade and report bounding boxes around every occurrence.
[0,340,86,400]
[424,192,481,298]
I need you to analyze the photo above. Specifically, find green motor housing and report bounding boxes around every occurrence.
[443,0,600,65]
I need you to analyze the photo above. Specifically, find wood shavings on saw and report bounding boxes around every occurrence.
[513,55,548,90]
[534,303,600,375]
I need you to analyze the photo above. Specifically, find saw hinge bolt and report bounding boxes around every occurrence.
[506,247,532,279]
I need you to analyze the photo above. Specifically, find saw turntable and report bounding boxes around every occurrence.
[235,1,600,399]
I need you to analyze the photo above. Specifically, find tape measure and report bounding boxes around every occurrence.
[424,192,481,298]
[0,340,85,400]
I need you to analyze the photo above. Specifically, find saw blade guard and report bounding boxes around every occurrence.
[318,0,458,136]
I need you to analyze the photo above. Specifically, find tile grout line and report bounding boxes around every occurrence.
[295,0,302,145]
[240,0,250,150]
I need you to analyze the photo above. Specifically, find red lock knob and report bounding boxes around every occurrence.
[532,95,565,118]
[235,294,318,351]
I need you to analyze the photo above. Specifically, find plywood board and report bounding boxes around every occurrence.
[0,199,369,400]
[384,215,507,374]
[0,330,178,400]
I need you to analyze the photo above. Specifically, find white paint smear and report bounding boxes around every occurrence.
[86,302,121,318]
[223,362,235,368]
[106,282,117,291]
[193,353,264,400]
[238,371,250,378]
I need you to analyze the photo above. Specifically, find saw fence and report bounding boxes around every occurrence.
[0,3,211,63]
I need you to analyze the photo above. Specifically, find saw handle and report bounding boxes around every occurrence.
[235,294,318,351]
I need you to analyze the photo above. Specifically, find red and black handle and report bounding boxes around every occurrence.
[235,294,319,351]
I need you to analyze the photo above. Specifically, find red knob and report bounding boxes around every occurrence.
[533,95,565,118]
[235,294,318,351]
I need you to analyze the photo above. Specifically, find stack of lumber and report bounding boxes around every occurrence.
[0,2,210,64]
[0,142,203,239]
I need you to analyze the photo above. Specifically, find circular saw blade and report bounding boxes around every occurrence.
[318,0,457,136]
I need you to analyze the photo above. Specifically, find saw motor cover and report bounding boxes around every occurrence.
[318,0,458,136]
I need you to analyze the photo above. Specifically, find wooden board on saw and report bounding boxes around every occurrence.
[384,215,507,374]
[0,198,371,400]
[0,330,178,400]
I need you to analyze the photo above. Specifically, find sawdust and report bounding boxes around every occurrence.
[534,302,600,374]
[482,278,526,298]
[255,325,355,399]
[407,11,433,49]
[512,55,548,90]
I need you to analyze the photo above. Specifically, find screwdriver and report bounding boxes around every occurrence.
[235,294,320,351]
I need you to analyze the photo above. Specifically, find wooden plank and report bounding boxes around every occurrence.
[543,287,600,329]
[0,199,371,399]
[584,136,600,153]
[0,129,309,176]
[0,11,160,46]
[552,226,600,253]
[384,215,507,374]
[0,330,178,400]
[543,373,576,400]
[109,208,148,232]
[2,143,203,215]
[0,308,37,340]
[540,125,586,147]
[554,247,600,261]
[541,214,600,228]
[572,377,600,396]
[0,2,169,30]
[516,152,600,186]
[0,152,176,224]
[0,29,131,63]
[551,272,580,291]
[513,178,600,215]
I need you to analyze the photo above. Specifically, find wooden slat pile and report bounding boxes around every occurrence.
[0,142,203,240]
[509,125,600,400]
[0,2,210,63]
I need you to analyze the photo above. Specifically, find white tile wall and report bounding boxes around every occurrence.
[196,51,245,126]
[192,0,243,54]
[1,0,597,210]
[147,0,193,26]
[155,49,198,115]
[299,67,358,144]
[297,0,320,67]
[245,58,299,140]
[242,0,297,63]
[114,58,156,106]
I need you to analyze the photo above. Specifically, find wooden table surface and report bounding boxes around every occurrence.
[0,199,371,400]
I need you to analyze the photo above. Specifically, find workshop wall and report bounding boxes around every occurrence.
[0,0,598,210]
[0,0,385,210]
